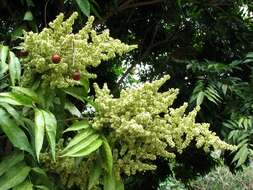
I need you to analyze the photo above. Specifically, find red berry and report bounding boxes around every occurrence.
[17,50,29,57]
[72,71,81,81]
[51,53,61,63]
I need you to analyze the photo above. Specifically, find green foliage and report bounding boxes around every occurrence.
[0,4,247,189]
[190,166,253,190]
[93,75,234,176]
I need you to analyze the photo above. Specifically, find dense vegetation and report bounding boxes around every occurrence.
[0,0,253,189]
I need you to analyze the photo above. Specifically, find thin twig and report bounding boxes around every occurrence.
[116,24,159,85]
[44,0,50,27]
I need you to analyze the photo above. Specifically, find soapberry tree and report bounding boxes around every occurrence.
[0,13,235,190]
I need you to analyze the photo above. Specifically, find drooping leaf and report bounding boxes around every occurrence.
[34,109,45,161]
[42,110,57,161]
[0,92,34,107]
[75,0,90,17]
[101,137,113,174]
[0,152,24,176]
[0,108,33,154]
[0,103,25,127]
[63,87,87,103]
[0,45,9,75]
[9,52,21,86]
[70,138,102,157]
[0,162,31,190]
[63,120,90,133]
[62,128,94,151]
[11,86,43,105]
[196,91,204,105]
[103,171,116,190]
[61,133,100,156]
[13,180,33,190]
[64,101,82,118]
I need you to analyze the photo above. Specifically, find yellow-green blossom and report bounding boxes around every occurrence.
[20,12,137,88]
[93,75,235,175]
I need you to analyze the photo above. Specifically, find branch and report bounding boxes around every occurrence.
[116,24,159,85]
[116,27,179,86]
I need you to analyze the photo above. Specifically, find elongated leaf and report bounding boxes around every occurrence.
[64,101,82,118]
[0,92,33,107]
[42,110,57,161]
[103,172,115,190]
[34,109,45,161]
[0,162,31,190]
[101,137,113,174]
[61,133,100,156]
[63,87,86,103]
[75,0,90,17]
[62,128,94,151]
[71,138,102,157]
[0,108,33,154]
[13,180,33,190]
[0,152,24,176]
[234,144,249,167]
[34,186,49,190]
[196,91,204,105]
[88,160,102,190]
[64,120,90,133]
[11,86,42,105]
[115,175,124,190]
[0,103,25,127]
[9,52,21,86]
[0,45,9,75]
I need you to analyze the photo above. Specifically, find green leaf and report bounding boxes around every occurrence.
[34,186,49,190]
[61,133,100,156]
[101,137,113,174]
[0,45,9,75]
[0,162,31,190]
[13,180,33,190]
[9,52,21,86]
[0,92,34,107]
[63,87,87,103]
[11,86,43,105]
[70,138,102,157]
[34,109,45,161]
[115,176,124,190]
[88,159,102,190]
[42,110,57,161]
[0,108,33,154]
[64,101,82,118]
[62,128,94,152]
[103,172,115,190]
[75,0,90,17]
[64,120,90,133]
[0,103,25,127]
[0,152,24,176]
[196,91,204,105]
[236,144,249,167]
[23,11,33,21]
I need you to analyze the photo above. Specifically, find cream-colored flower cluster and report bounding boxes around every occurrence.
[93,75,235,175]
[20,12,137,88]
[40,140,95,190]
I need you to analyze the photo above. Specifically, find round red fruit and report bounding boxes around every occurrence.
[72,71,81,81]
[51,53,61,63]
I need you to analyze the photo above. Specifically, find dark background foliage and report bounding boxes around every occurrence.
[1,0,253,189]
